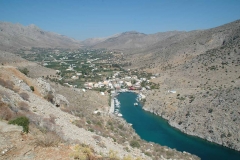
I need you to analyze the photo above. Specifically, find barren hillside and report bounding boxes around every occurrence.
[90,20,240,72]
[0,61,198,159]
[140,21,240,151]
[87,19,240,151]
[0,22,82,52]
[89,31,183,51]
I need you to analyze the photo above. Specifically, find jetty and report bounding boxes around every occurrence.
[109,90,116,114]
[109,98,114,114]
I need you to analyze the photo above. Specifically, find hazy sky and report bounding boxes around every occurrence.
[1,0,240,40]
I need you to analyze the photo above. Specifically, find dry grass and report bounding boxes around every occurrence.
[18,101,29,112]
[0,78,15,90]
[0,101,14,120]
[70,144,100,160]
[19,92,30,101]
[35,131,62,147]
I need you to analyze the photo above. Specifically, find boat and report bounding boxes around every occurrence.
[134,103,138,106]
[117,113,122,117]
[115,99,120,106]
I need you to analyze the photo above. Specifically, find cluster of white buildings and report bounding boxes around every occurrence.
[83,71,151,91]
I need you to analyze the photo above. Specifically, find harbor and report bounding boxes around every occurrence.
[109,89,146,117]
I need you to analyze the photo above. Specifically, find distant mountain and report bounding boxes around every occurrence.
[84,20,240,151]
[82,33,121,46]
[89,20,240,71]
[0,22,82,52]
[87,30,183,50]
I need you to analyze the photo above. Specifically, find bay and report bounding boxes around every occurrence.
[118,92,240,160]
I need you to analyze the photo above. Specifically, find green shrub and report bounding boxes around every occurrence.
[19,68,29,76]
[208,109,213,113]
[8,116,29,133]
[130,140,140,148]
[30,86,35,91]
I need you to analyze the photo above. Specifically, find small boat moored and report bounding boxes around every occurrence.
[117,113,122,117]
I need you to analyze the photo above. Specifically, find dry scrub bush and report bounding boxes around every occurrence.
[0,90,11,101]
[70,144,97,160]
[60,106,72,114]
[19,92,29,101]
[35,131,62,147]
[92,135,101,142]
[49,114,57,124]
[40,118,56,131]
[0,78,14,90]
[73,119,85,128]
[44,92,54,103]
[108,150,120,160]
[0,101,13,120]
[18,101,29,112]
[123,155,133,160]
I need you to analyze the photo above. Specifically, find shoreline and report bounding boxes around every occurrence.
[111,90,239,152]
[141,106,240,152]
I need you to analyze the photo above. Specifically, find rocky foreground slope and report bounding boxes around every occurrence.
[0,62,199,159]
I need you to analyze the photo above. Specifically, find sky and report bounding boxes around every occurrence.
[0,0,240,40]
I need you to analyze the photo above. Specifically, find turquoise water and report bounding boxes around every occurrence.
[118,92,240,160]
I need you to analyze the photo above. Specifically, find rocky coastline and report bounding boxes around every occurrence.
[142,103,240,152]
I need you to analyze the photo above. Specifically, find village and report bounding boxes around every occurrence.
[17,48,159,91]
[17,48,160,116]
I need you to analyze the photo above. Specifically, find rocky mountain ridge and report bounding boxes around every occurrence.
[88,30,183,51]
[0,22,82,52]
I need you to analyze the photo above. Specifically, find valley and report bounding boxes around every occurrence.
[0,19,240,160]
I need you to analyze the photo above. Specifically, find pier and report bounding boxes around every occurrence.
[109,98,114,114]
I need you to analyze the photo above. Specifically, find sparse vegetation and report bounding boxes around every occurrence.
[19,67,29,76]
[35,131,62,147]
[19,92,30,101]
[130,140,140,148]
[44,92,54,103]
[70,144,97,160]
[8,116,29,133]
[30,86,35,91]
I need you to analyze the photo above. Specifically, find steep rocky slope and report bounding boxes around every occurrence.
[0,50,57,78]
[0,66,148,159]
[0,64,199,159]
[87,19,240,151]
[142,22,240,151]
[90,20,240,73]
[0,22,82,52]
